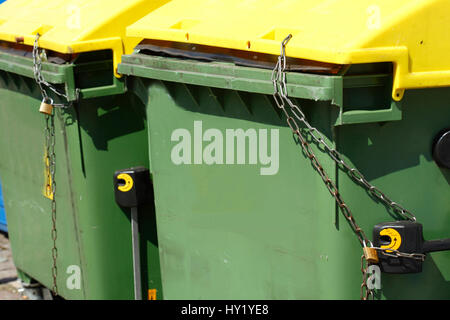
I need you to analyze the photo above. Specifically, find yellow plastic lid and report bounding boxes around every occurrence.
[0,0,171,76]
[127,0,450,100]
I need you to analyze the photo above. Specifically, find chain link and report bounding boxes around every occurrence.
[272,34,424,300]
[33,33,69,296]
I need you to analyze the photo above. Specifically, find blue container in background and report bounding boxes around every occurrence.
[0,181,6,233]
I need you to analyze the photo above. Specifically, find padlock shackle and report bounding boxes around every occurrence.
[43,97,54,105]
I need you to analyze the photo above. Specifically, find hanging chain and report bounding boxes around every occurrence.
[360,255,374,300]
[358,246,425,300]
[272,34,370,246]
[44,109,58,295]
[272,34,416,223]
[33,33,73,296]
[272,34,425,300]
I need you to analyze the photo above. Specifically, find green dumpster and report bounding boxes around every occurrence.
[0,0,170,299]
[117,0,450,299]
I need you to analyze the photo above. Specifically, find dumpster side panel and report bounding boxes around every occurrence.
[337,88,450,299]
[0,72,163,299]
[65,93,163,299]
[138,77,371,299]
[0,74,85,299]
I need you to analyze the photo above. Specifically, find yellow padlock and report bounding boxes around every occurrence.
[39,99,53,115]
[363,246,379,264]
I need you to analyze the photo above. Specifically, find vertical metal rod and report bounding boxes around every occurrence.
[131,206,142,300]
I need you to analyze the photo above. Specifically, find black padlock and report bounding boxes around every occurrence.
[373,221,450,274]
[113,167,152,208]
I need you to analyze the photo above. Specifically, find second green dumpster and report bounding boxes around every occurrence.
[118,0,450,299]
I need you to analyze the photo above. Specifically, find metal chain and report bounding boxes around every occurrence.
[360,255,373,300]
[372,246,425,261]
[272,34,416,223]
[44,112,58,295]
[359,248,425,300]
[272,34,370,246]
[33,33,69,296]
[33,33,72,108]
[272,34,425,300]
